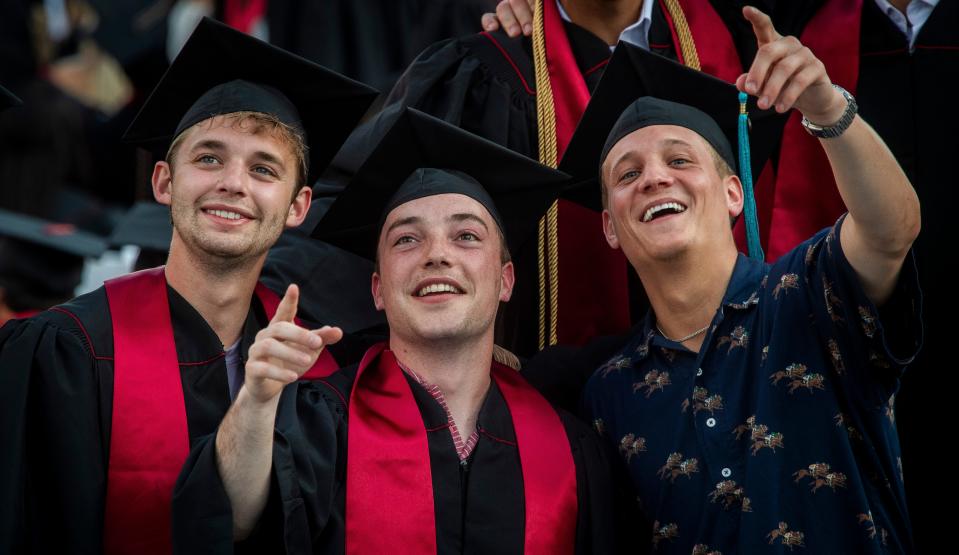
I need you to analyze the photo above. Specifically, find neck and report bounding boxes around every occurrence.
[164,234,265,347]
[562,0,644,45]
[888,0,911,15]
[390,331,494,440]
[637,241,739,352]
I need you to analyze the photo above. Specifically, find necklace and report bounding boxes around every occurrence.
[656,322,710,343]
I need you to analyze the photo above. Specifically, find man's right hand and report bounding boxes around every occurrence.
[243,284,343,404]
[481,0,535,37]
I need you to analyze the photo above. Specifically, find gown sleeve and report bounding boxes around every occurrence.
[0,315,109,553]
[172,377,350,554]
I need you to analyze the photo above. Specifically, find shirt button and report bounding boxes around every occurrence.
[696,368,703,376]
[721,467,732,478]
[706,417,717,428]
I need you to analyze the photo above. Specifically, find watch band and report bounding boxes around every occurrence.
[801,84,857,139]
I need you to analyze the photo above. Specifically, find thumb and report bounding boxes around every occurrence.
[312,325,344,348]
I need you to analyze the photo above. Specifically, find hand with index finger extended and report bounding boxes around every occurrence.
[243,284,342,404]
[736,5,842,122]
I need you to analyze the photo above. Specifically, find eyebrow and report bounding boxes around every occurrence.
[449,212,489,231]
[188,139,287,171]
[608,137,697,175]
[384,211,491,235]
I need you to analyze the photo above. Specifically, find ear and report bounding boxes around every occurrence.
[499,261,515,302]
[371,271,385,311]
[602,209,621,250]
[725,174,745,219]
[286,186,312,228]
[152,161,173,206]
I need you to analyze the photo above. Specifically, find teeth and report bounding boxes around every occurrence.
[207,209,243,220]
[417,283,461,297]
[642,202,687,223]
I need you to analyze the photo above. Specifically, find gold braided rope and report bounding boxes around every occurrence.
[662,0,702,70]
[531,0,561,348]
[546,200,559,346]
[537,218,547,349]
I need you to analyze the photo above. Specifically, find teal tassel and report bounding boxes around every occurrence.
[738,92,764,261]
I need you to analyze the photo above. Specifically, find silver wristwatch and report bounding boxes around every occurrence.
[801,85,857,139]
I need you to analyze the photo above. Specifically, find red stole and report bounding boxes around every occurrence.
[102,267,339,554]
[542,0,632,347]
[670,0,862,260]
[345,343,578,554]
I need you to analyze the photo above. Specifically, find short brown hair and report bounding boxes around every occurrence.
[165,111,309,194]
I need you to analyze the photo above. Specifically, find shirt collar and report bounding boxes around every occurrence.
[721,253,766,310]
[556,0,654,51]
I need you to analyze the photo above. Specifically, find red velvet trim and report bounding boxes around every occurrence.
[658,0,686,66]
[252,283,340,379]
[345,344,578,553]
[480,428,518,446]
[346,343,436,554]
[676,0,742,82]
[179,353,226,367]
[481,32,537,95]
[915,44,959,50]
[492,362,577,555]
[103,268,186,555]
[543,0,591,160]
[555,200,631,346]
[766,0,861,260]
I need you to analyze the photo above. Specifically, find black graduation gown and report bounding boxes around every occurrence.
[0,284,370,553]
[855,2,958,550]
[383,22,622,358]
[173,365,640,554]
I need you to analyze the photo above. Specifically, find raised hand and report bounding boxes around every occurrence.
[735,6,846,125]
[243,284,343,404]
[481,0,534,37]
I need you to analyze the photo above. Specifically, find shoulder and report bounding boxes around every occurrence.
[4,287,113,359]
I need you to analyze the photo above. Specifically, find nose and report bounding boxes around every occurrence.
[217,160,247,195]
[639,160,674,194]
[422,236,452,269]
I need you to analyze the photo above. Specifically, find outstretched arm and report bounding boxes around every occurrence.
[737,6,920,306]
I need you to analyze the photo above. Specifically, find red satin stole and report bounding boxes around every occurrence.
[102,267,339,554]
[543,0,632,346]
[346,343,578,554]
[666,0,862,260]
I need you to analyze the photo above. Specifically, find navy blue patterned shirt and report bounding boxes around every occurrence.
[584,217,922,554]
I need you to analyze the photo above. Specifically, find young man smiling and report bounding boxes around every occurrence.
[0,19,376,554]
[578,7,922,554]
[172,109,631,553]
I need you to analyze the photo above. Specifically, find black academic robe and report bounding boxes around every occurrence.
[855,1,957,550]
[0,284,370,553]
[173,364,640,554]
[384,22,628,358]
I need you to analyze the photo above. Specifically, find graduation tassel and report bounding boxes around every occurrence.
[738,92,764,261]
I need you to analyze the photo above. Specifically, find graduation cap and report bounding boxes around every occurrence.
[559,41,788,215]
[312,108,572,261]
[1,84,21,111]
[123,17,378,185]
[0,208,108,305]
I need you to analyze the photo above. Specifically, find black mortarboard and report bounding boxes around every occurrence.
[108,201,172,252]
[1,84,21,111]
[559,41,788,211]
[123,17,378,185]
[0,208,108,303]
[312,108,571,261]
